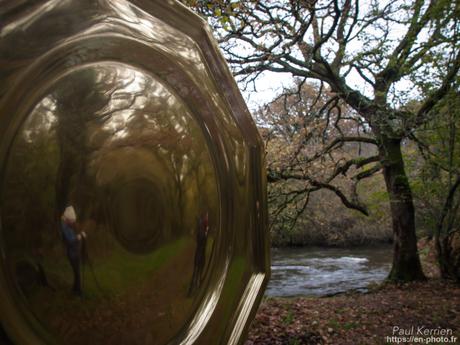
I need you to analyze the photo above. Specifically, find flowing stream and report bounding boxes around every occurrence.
[266,246,392,297]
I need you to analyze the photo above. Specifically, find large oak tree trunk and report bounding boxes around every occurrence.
[380,137,426,281]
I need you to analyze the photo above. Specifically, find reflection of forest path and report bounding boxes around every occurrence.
[26,238,197,345]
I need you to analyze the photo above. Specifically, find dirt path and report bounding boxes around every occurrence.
[245,280,460,345]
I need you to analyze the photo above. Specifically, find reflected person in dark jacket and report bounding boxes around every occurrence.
[188,212,209,296]
[60,206,86,296]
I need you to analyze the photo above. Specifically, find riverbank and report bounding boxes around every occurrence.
[271,238,393,249]
[271,235,392,248]
[245,279,460,345]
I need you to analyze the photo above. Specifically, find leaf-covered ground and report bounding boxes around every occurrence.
[245,280,460,345]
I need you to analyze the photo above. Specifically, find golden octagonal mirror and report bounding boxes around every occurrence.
[0,1,269,344]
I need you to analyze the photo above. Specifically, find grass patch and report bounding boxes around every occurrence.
[343,321,358,330]
[328,319,340,330]
[282,309,295,325]
[42,237,188,298]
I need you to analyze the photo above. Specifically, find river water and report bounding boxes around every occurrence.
[266,246,392,297]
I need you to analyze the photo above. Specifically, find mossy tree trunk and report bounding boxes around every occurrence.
[379,136,426,281]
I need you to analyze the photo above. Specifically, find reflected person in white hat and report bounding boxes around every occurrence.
[60,205,86,296]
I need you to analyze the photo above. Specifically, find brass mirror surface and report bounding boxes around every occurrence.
[0,1,269,345]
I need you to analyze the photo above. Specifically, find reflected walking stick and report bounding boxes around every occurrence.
[81,236,105,296]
